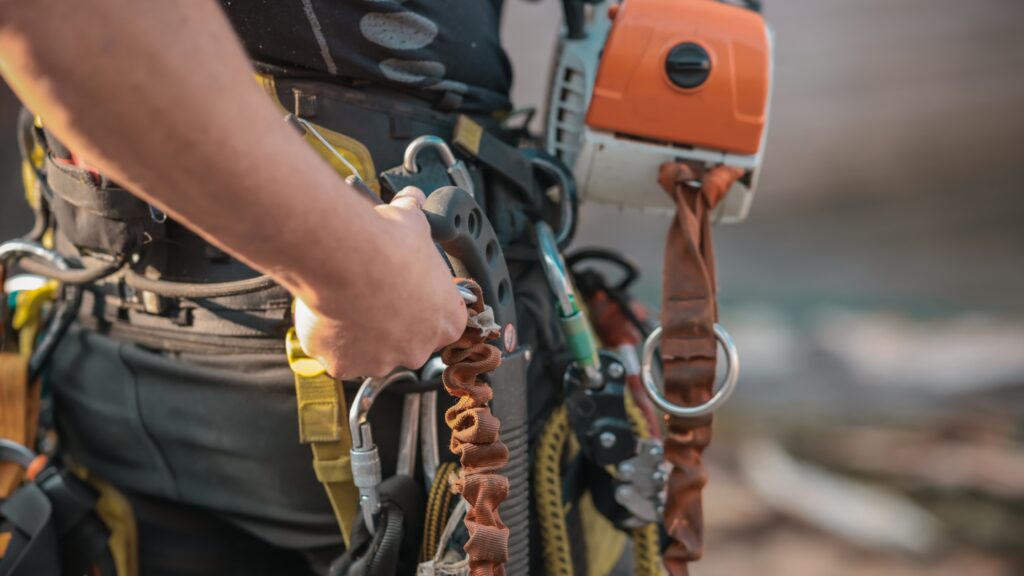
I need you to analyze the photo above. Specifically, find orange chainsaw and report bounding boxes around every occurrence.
[546,0,773,222]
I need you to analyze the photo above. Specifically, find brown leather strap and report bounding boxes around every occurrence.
[658,163,743,575]
[0,352,40,498]
[440,280,510,576]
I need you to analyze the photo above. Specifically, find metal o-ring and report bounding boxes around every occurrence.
[641,324,740,419]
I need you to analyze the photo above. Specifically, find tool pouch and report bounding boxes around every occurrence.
[0,465,117,576]
[42,154,164,258]
[328,475,424,576]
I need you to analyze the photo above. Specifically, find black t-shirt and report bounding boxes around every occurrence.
[220,0,513,112]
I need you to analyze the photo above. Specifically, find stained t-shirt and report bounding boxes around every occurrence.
[220,0,513,112]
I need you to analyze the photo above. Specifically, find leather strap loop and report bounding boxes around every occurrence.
[657,163,743,575]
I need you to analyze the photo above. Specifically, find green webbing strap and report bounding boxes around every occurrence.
[285,328,358,547]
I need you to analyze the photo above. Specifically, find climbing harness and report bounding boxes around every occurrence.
[281,128,529,575]
[0,242,116,574]
[1,0,773,566]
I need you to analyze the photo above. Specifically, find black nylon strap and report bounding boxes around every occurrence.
[43,155,148,220]
[0,484,61,576]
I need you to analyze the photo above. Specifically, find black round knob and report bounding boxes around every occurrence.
[665,43,712,89]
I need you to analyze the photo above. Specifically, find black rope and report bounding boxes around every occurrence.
[18,255,124,285]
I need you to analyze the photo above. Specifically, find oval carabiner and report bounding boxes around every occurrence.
[640,324,740,419]
[348,370,418,534]
[402,135,475,197]
[0,240,81,381]
[0,239,70,271]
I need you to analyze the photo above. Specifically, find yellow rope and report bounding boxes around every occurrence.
[421,461,458,562]
[535,405,574,576]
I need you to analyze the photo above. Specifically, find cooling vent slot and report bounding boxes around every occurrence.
[548,60,589,168]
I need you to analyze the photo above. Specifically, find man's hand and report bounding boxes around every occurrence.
[294,187,467,379]
[2,1,468,378]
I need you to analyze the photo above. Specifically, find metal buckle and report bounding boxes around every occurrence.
[402,135,475,198]
[640,324,740,419]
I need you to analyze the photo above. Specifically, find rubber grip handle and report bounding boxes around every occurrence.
[423,186,517,330]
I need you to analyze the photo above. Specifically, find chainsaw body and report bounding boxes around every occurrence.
[547,0,773,222]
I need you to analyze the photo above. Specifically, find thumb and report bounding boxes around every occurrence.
[390,186,426,211]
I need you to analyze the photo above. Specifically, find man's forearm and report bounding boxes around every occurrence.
[0,0,380,311]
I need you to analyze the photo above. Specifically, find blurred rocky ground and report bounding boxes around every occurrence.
[2,0,1023,573]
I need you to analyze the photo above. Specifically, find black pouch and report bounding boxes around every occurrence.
[43,154,164,257]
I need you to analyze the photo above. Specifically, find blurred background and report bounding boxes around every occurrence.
[2,0,1022,574]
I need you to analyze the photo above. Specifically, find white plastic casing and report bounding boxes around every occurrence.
[574,129,762,223]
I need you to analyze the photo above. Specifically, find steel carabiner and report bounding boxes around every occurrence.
[403,135,475,198]
[535,221,603,386]
[0,239,81,381]
[348,370,419,534]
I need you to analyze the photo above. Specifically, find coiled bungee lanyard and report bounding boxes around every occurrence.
[440,280,509,576]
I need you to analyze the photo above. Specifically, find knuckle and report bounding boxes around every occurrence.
[443,320,463,343]
[399,348,429,372]
[366,360,391,379]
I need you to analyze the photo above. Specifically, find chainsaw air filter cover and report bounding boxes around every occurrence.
[574,0,773,222]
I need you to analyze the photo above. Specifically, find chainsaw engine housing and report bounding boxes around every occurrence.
[550,0,773,222]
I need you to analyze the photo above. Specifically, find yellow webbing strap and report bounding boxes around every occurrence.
[12,282,58,355]
[285,328,358,547]
[254,73,381,196]
[1,281,50,558]
[74,467,140,576]
[258,69,381,547]
[22,116,44,210]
